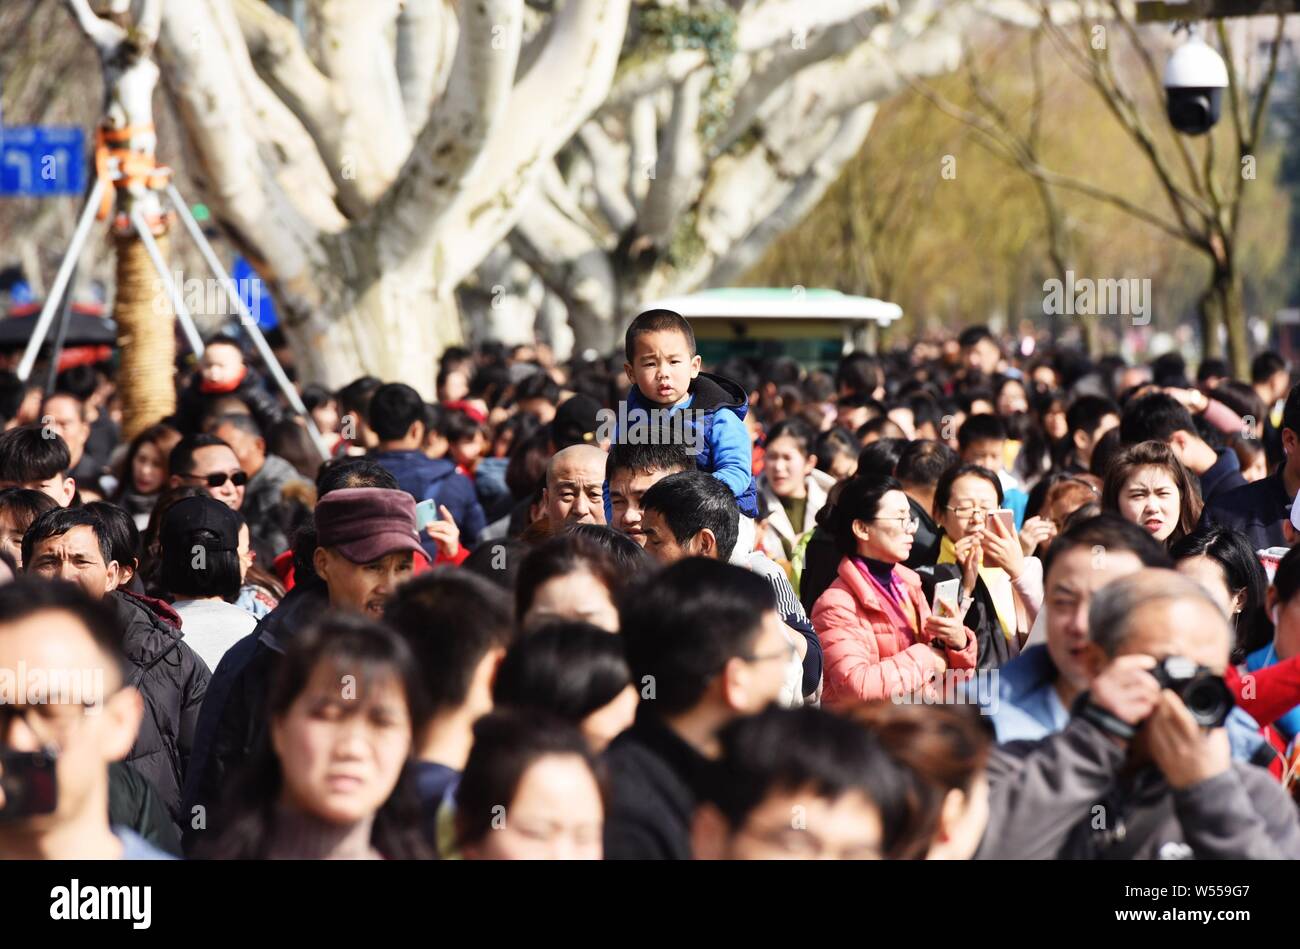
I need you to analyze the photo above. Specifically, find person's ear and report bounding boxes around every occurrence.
[1072,429,1089,455]
[61,478,76,506]
[934,787,967,849]
[695,529,718,559]
[407,420,424,445]
[100,686,144,762]
[1229,587,1247,616]
[1167,430,1190,455]
[691,804,728,861]
[1081,641,1109,680]
[313,547,331,584]
[477,647,507,708]
[689,354,702,377]
[851,518,871,545]
[104,559,121,592]
[623,362,636,386]
[807,453,819,471]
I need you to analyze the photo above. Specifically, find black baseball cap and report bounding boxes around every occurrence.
[161,496,241,555]
[552,394,603,449]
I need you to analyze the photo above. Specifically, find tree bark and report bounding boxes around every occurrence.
[115,234,177,439]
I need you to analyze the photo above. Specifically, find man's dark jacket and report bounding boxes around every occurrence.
[242,453,309,557]
[370,449,487,548]
[1199,465,1292,550]
[108,761,183,856]
[181,580,328,851]
[602,707,712,860]
[110,590,210,826]
[174,368,284,436]
[1197,446,1247,505]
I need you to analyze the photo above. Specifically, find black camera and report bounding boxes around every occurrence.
[1149,656,1234,728]
[0,748,58,820]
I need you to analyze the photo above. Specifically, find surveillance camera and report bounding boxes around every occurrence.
[1163,34,1229,136]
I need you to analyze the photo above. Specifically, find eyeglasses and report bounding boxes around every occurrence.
[0,695,115,753]
[186,470,248,489]
[873,514,920,532]
[944,504,991,519]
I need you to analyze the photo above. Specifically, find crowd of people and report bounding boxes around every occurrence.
[3,312,1300,860]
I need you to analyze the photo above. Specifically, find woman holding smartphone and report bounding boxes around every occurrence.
[919,464,1043,670]
[811,475,978,709]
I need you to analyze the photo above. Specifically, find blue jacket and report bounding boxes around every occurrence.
[371,449,487,549]
[1199,446,1247,505]
[617,372,758,518]
[981,644,1268,764]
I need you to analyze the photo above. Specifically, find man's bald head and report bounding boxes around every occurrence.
[543,444,608,526]
[1088,568,1231,673]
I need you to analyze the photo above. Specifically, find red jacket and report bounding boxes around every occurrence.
[812,557,978,708]
[1226,657,1300,779]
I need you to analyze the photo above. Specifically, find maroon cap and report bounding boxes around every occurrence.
[314,487,427,564]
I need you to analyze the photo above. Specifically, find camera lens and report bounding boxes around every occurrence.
[1180,677,1233,728]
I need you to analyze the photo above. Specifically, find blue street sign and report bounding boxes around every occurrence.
[0,126,86,197]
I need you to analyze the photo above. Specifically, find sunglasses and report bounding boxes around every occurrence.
[188,470,248,489]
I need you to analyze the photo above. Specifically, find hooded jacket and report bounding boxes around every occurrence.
[977,714,1300,859]
[621,372,758,518]
[109,590,210,826]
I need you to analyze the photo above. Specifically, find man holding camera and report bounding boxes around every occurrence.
[977,569,1300,859]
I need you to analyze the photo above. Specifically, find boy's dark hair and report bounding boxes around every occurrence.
[492,621,631,722]
[605,441,693,482]
[624,309,696,364]
[54,365,99,403]
[22,507,113,573]
[0,577,127,678]
[619,558,775,715]
[299,383,336,414]
[1041,513,1172,578]
[956,413,1006,450]
[702,706,908,837]
[206,334,245,357]
[835,353,884,398]
[1252,352,1287,384]
[82,501,141,571]
[515,371,562,407]
[0,487,59,536]
[367,383,426,442]
[896,440,958,488]
[438,406,483,443]
[1066,395,1120,439]
[856,437,906,480]
[958,325,995,349]
[0,425,70,483]
[384,570,516,714]
[904,394,943,433]
[1119,392,1196,446]
[640,470,740,562]
[168,433,231,478]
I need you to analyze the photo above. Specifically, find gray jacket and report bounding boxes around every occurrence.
[978,715,1300,859]
[242,454,308,556]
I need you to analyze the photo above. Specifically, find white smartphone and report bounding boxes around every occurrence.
[415,499,440,530]
[932,578,961,619]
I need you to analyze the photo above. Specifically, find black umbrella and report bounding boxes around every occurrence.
[0,302,117,348]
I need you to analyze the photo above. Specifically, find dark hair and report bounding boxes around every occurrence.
[168,433,232,478]
[932,464,1003,519]
[1252,352,1287,385]
[1283,383,1300,439]
[856,416,905,442]
[0,425,70,483]
[1197,357,1230,383]
[454,709,605,850]
[624,309,695,364]
[640,470,740,561]
[367,383,426,442]
[82,501,141,576]
[515,531,638,628]
[565,523,656,576]
[462,537,530,591]
[515,371,562,407]
[620,558,775,715]
[956,413,1006,451]
[202,614,431,859]
[267,420,323,481]
[765,418,817,456]
[336,376,382,418]
[1101,440,1202,545]
[1066,395,1120,440]
[835,353,884,399]
[1118,392,1196,446]
[315,456,399,496]
[0,372,27,426]
[703,706,909,843]
[896,440,958,488]
[1041,513,1173,578]
[116,423,182,499]
[1170,525,1269,660]
[1229,435,1265,474]
[829,474,906,559]
[22,507,113,572]
[438,406,484,444]
[855,437,906,480]
[605,441,693,483]
[0,487,59,540]
[158,507,241,603]
[384,570,516,714]
[492,621,630,723]
[300,383,336,415]
[813,427,857,476]
[958,325,995,350]
[138,485,211,595]
[851,703,992,860]
[0,577,127,680]
[1089,426,1124,479]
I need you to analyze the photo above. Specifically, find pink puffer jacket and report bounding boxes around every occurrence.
[811,557,978,709]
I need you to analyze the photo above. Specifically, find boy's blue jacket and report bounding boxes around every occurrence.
[610,371,758,519]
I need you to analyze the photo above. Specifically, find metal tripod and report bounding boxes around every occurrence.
[16,178,331,461]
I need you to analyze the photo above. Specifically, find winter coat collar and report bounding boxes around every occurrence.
[759,468,836,546]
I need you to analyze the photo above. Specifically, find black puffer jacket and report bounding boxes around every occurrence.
[110,590,210,827]
[173,368,285,436]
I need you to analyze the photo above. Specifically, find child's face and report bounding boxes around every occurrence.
[625,330,701,406]
[201,344,245,386]
[451,432,486,467]
[963,438,1005,475]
